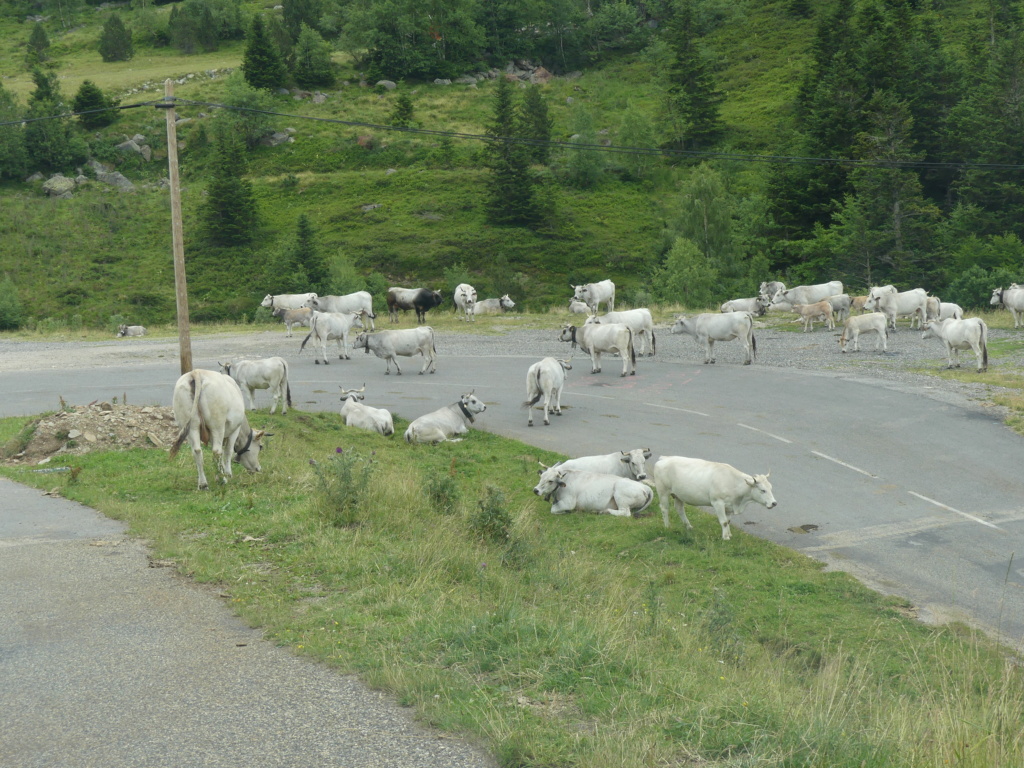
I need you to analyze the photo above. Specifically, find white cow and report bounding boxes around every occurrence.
[990,285,1024,327]
[559,322,636,376]
[308,292,376,330]
[791,300,835,332]
[572,280,615,313]
[339,385,394,436]
[922,317,989,372]
[584,308,656,356]
[838,312,888,353]
[551,448,653,481]
[454,283,477,321]
[299,311,364,363]
[533,466,653,518]
[404,391,487,444]
[524,357,572,426]
[772,281,843,308]
[568,298,591,314]
[170,369,265,491]
[271,306,313,337]
[925,297,963,322]
[826,293,852,323]
[353,327,437,375]
[759,280,786,301]
[865,286,929,329]
[720,296,770,316]
[219,357,291,414]
[671,313,756,365]
[116,324,146,337]
[653,455,777,541]
[260,292,317,311]
[472,294,516,315]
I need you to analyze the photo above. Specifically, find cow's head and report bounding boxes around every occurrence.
[116,324,127,337]
[558,324,577,346]
[431,290,444,307]
[992,288,1005,306]
[340,385,366,403]
[771,290,791,306]
[558,358,573,371]
[619,448,652,481]
[533,467,567,500]
[670,316,691,335]
[461,391,486,416]
[234,429,266,473]
[499,294,515,310]
[260,294,275,308]
[583,313,601,325]
[746,472,776,509]
[218,361,233,377]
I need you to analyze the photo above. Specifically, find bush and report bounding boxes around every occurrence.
[0,277,24,330]
[469,485,511,545]
[426,473,461,515]
[311,449,376,528]
[945,265,1021,310]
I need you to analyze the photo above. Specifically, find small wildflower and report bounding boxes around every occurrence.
[336,447,343,454]
[308,459,317,466]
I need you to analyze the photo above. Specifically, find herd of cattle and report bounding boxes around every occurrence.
[159,277,1021,538]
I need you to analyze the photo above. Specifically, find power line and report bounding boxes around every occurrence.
[4,96,1024,172]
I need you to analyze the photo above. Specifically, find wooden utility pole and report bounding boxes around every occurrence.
[161,79,193,374]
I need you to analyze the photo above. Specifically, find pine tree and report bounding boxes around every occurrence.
[292,23,335,87]
[388,90,415,128]
[73,80,118,130]
[26,22,50,66]
[28,67,62,107]
[520,85,552,164]
[203,131,259,247]
[0,83,28,181]
[663,0,724,151]
[98,13,134,62]
[291,214,329,293]
[24,68,79,173]
[242,15,288,91]
[283,0,323,42]
[484,77,539,226]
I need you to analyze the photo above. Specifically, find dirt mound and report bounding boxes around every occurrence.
[4,402,180,465]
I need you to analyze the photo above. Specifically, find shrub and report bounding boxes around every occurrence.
[469,485,511,545]
[945,265,1021,310]
[0,277,24,330]
[311,449,376,528]
[426,473,461,515]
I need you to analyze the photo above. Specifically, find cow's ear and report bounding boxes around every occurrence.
[620,453,629,462]
[643,448,652,458]
[745,475,756,487]
[253,430,267,441]
[557,481,567,488]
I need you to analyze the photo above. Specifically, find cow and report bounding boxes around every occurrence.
[653,455,777,541]
[170,369,265,491]
[559,322,636,376]
[925,297,964,323]
[299,311,364,364]
[386,287,444,324]
[826,293,852,324]
[339,385,394,436]
[568,298,591,315]
[772,281,843,308]
[533,466,653,518]
[453,283,477,321]
[990,285,1024,327]
[584,308,656,356]
[791,300,835,332]
[353,327,437,375]
[838,312,888,353]
[472,294,516,316]
[865,286,929,329]
[921,317,989,372]
[524,357,572,426]
[759,280,786,301]
[116,324,146,337]
[550,448,653,481]
[404,391,486,444]
[218,357,291,414]
[572,280,615,313]
[850,295,870,314]
[720,296,770,316]
[260,293,317,311]
[308,292,376,330]
[670,313,756,365]
[271,306,313,337]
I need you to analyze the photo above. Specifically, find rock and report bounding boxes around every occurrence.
[67,430,82,440]
[259,132,294,147]
[84,432,97,443]
[131,134,147,146]
[42,174,76,197]
[94,170,135,192]
[276,88,290,96]
[25,172,44,183]
[530,67,554,84]
[433,78,452,85]
[361,203,382,212]
[376,80,397,90]
[454,75,477,85]
[312,92,327,104]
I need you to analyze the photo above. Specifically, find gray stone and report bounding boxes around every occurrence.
[375,80,397,90]
[42,175,76,197]
[25,172,44,183]
[433,78,452,85]
[95,171,135,192]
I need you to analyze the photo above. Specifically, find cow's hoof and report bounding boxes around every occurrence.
[528,422,534,427]
[430,370,435,374]
[543,421,550,426]
[418,371,424,375]
[744,360,752,366]
[314,360,320,365]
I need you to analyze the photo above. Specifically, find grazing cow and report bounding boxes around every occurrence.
[472,294,516,315]
[922,317,989,372]
[339,385,394,436]
[772,281,843,308]
[387,287,444,323]
[219,357,291,414]
[759,280,786,301]
[653,456,776,541]
[299,311,364,364]
[572,280,616,313]
[791,300,835,332]
[260,293,317,311]
[826,293,852,323]
[720,296,770,316]
[453,283,477,321]
[533,466,653,518]
[524,357,572,426]
[404,391,486,444]
[271,306,313,337]
[551,448,653,481]
[559,322,636,376]
[990,285,1024,327]
[353,327,437,375]
[584,308,656,356]
[865,286,929,329]
[671,313,756,365]
[838,312,888,353]
[170,369,265,491]
[568,298,591,314]
[308,292,376,330]
[116,324,146,337]
[925,297,964,323]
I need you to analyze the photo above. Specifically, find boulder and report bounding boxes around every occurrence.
[530,67,553,84]
[433,78,452,85]
[259,132,294,147]
[376,80,397,90]
[42,174,76,197]
[312,92,327,104]
[95,170,135,192]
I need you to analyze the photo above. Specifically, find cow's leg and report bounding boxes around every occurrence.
[620,348,630,377]
[391,356,402,375]
[712,500,732,541]
[542,392,552,425]
[187,429,209,491]
[671,496,693,530]
[705,339,715,364]
[553,385,563,417]
[246,386,257,410]
[605,494,633,518]
[590,350,600,374]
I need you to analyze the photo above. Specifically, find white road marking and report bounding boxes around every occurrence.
[907,491,1003,530]
[571,392,616,400]
[811,451,877,478]
[737,423,792,444]
[642,402,709,417]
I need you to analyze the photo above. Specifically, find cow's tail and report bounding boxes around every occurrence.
[751,331,757,360]
[524,368,543,408]
[299,330,313,353]
[650,328,656,356]
[628,328,636,366]
[170,372,203,458]
[982,321,989,370]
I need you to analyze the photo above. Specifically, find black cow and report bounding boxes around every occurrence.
[386,287,444,324]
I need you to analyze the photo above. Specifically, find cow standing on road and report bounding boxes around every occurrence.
[922,317,989,372]
[300,311,364,363]
[219,357,292,414]
[838,313,888,353]
[671,313,756,365]
[271,306,313,337]
[524,357,572,426]
[308,292,376,331]
[559,322,636,376]
[353,327,437,375]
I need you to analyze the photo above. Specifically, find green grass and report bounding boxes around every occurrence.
[2,410,1022,767]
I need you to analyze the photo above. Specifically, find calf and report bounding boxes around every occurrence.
[404,391,486,444]
[791,300,834,332]
[339,386,394,436]
[838,312,888,353]
[219,357,291,414]
[271,306,313,337]
[533,466,653,518]
[922,318,989,373]
[653,455,776,541]
[524,357,572,426]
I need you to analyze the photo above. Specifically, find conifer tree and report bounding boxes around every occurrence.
[291,214,329,293]
[24,68,81,174]
[98,13,134,62]
[242,15,288,91]
[484,77,539,226]
[203,131,259,247]
[72,80,118,130]
[387,90,414,128]
[292,23,335,87]
[283,0,323,42]
[663,0,724,150]
[26,22,50,66]
[0,84,28,181]
[520,85,552,164]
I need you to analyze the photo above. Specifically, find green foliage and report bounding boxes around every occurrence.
[282,0,322,42]
[945,265,1021,310]
[292,23,335,87]
[616,105,656,181]
[202,129,259,247]
[0,276,24,330]
[25,21,50,67]
[583,1,651,61]
[168,0,219,54]
[98,13,134,62]
[311,448,376,528]
[663,0,724,150]
[468,485,511,545]
[425,472,461,515]
[520,85,552,165]
[484,78,540,226]
[556,104,605,189]
[0,84,27,181]
[72,80,119,131]
[291,214,329,293]
[652,236,720,307]
[242,15,288,91]
[215,72,274,149]
[387,90,415,129]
